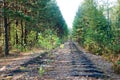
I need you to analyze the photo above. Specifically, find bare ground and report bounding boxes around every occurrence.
[0,41,120,80]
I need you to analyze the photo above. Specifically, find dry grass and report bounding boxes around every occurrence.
[102,54,120,74]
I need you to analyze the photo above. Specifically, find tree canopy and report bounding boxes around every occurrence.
[0,0,68,56]
[72,0,120,55]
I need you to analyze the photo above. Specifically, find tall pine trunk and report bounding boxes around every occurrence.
[24,24,27,45]
[4,0,9,56]
[4,18,9,56]
[16,20,18,44]
[4,16,9,56]
[21,20,24,47]
[36,32,38,42]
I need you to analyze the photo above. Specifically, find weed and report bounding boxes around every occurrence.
[60,44,64,49]
[38,66,45,76]
[20,66,26,70]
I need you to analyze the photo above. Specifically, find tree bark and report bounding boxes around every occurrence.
[16,20,18,44]
[21,20,24,46]
[24,24,27,45]
[4,15,9,56]
[4,0,9,56]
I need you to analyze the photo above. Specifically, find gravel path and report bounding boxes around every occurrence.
[43,41,108,80]
[0,41,120,80]
[74,42,120,80]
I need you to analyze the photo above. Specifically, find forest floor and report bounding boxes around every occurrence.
[0,41,120,80]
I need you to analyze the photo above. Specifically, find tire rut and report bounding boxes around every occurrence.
[0,41,110,80]
[45,41,108,80]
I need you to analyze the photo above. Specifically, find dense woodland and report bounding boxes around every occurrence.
[0,0,68,56]
[72,0,120,73]
[73,0,120,55]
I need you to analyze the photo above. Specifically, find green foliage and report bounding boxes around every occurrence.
[38,29,61,51]
[117,60,120,65]
[27,31,36,46]
[38,66,45,76]
[20,66,27,70]
[15,44,23,51]
[60,44,64,49]
[1,0,68,55]
[15,44,29,52]
[72,0,120,74]
[72,0,118,55]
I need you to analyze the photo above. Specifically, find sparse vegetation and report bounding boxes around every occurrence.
[38,66,45,76]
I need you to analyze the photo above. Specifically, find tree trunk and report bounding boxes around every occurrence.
[36,32,38,42]
[24,25,27,45]
[16,20,18,44]
[4,17,9,56]
[16,30,18,44]
[21,20,24,46]
[4,0,9,56]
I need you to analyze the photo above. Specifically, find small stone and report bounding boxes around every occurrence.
[6,76,13,79]
[7,73,13,76]
[0,66,7,71]
[1,74,8,77]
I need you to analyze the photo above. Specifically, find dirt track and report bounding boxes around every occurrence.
[0,41,120,80]
[43,41,107,80]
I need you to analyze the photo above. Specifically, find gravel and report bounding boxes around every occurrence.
[0,41,120,80]
[74,42,120,80]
